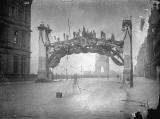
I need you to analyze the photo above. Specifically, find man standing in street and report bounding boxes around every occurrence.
[72,74,80,93]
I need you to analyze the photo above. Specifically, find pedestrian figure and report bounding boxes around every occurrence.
[73,74,77,84]
[72,74,80,93]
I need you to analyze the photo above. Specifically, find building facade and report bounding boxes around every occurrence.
[134,38,149,77]
[135,0,160,79]
[0,0,33,80]
[146,0,160,79]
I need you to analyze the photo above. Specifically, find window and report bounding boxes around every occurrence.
[21,56,26,74]
[11,6,15,16]
[13,31,18,44]
[13,55,18,74]
[9,6,17,17]
[22,31,26,47]
[18,6,23,18]
[24,8,27,21]
[24,7,29,23]
[21,56,24,74]
[9,7,12,17]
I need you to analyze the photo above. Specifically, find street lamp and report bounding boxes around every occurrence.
[122,16,134,88]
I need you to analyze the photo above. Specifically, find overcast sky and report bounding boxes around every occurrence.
[30,0,149,74]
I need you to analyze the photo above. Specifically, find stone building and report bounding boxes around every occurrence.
[0,0,33,80]
[146,0,160,79]
[135,0,160,79]
[134,38,149,77]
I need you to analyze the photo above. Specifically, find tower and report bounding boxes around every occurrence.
[95,54,109,77]
[123,54,131,81]
[37,23,51,80]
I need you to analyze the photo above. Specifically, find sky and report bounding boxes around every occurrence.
[30,0,150,74]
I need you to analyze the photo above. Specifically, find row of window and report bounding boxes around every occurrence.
[9,4,29,22]
[12,55,28,74]
[0,55,29,74]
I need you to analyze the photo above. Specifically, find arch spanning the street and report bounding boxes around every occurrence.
[48,36,124,68]
[37,24,125,80]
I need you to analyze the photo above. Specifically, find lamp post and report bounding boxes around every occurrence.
[122,16,133,88]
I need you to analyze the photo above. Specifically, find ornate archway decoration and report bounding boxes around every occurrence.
[48,36,124,68]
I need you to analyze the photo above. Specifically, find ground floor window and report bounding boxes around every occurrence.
[21,56,26,74]
[13,55,18,74]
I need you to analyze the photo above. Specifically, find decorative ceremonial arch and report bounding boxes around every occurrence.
[48,36,124,68]
[37,23,124,80]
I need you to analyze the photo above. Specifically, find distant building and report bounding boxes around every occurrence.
[146,0,160,79]
[134,38,149,77]
[134,0,160,80]
[95,54,109,77]
[0,0,33,80]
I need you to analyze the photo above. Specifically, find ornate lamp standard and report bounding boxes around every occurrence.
[122,16,133,88]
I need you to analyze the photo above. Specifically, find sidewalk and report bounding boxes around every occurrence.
[122,77,159,117]
[0,79,64,86]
